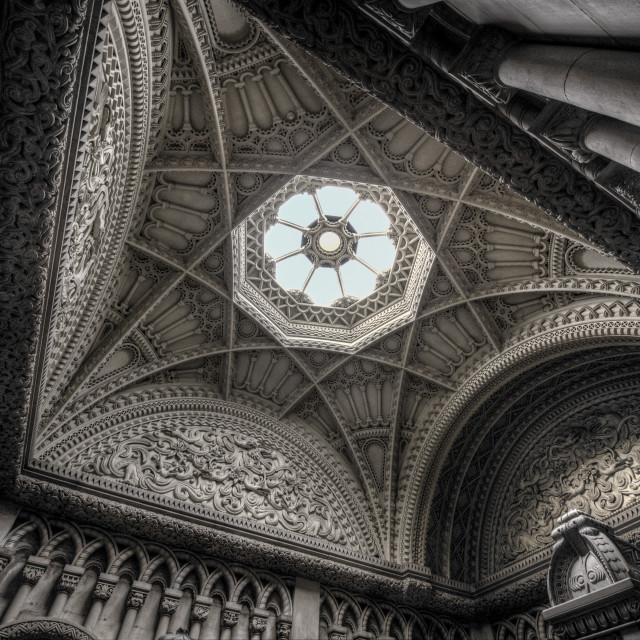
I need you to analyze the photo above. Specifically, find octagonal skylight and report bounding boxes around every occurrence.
[265,186,396,306]
[233,177,434,352]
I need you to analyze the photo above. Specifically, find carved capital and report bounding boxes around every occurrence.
[276,620,292,640]
[159,596,180,616]
[93,581,114,601]
[250,614,268,635]
[58,572,80,594]
[221,609,240,628]
[191,603,210,623]
[127,589,146,610]
[22,565,45,585]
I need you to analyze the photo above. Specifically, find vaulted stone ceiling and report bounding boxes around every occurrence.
[15,0,640,608]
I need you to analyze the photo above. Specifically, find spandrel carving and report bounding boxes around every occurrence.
[82,424,350,545]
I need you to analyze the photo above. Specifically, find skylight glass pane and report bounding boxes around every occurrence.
[278,193,318,227]
[349,200,389,233]
[317,186,357,219]
[275,254,312,290]
[306,267,341,306]
[341,260,376,298]
[357,237,396,271]
[265,223,302,258]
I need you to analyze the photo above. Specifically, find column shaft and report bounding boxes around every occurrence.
[61,568,99,625]
[129,583,162,640]
[19,560,65,619]
[0,554,28,618]
[291,577,320,640]
[497,45,640,127]
[93,577,131,640]
[583,116,640,171]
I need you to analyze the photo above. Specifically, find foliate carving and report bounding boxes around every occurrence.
[221,610,240,628]
[191,603,210,622]
[276,620,292,640]
[80,422,351,545]
[529,104,598,164]
[159,596,180,616]
[127,589,146,610]
[58,573,81,594]
[22,565,45,585]
[499,402,640,565]
[0,0,90,489]
[451,28,517,105]
[93,581,114,601]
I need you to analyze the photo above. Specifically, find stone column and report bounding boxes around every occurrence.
[84,574,117,630]
[220,605,241,640]
[249,608,270,640]
[18,557,65,619]
[291,577,320,640]
[154,589,181,640]
[2,561,45,623]
[92,575,132,640]
[60,566,99,625]
[129,582,162,640]
[190,597,213,640]
[48,566,83,618]
[0,550,29,619]
[497,45,640,127]
[116,583,148,640]
[168,588,194,634]
[582,116,640,171]
[199,598,222,640]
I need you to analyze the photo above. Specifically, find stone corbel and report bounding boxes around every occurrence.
[543,510,640,640]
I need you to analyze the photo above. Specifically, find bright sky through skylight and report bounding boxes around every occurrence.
[265,186,396,306]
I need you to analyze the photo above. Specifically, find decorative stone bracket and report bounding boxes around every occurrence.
[543,510,640,639]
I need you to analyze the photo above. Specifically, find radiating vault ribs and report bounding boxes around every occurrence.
[233,176,434,352]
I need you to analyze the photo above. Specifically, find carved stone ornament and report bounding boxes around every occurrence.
[127,589,146,610]
[543,510,640,639]
[92,581,114,602]
[276,620,292,640]
[221,610,240,629]
[22,565,45,585]
[250,615,268,635]
[328,628,347,640]
[191,604,210,623]
[159,596,180,616]
[58,573,81,594]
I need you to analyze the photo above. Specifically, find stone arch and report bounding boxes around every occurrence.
[0,619,97,640]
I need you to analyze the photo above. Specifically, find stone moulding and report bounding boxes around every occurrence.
[0,0,105,489]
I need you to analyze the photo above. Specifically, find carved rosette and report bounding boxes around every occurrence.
[127,589,146,610]
[58,573,80,594]
[22,565,45,585]
[221,609,240,629]
[93,581,114,601]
